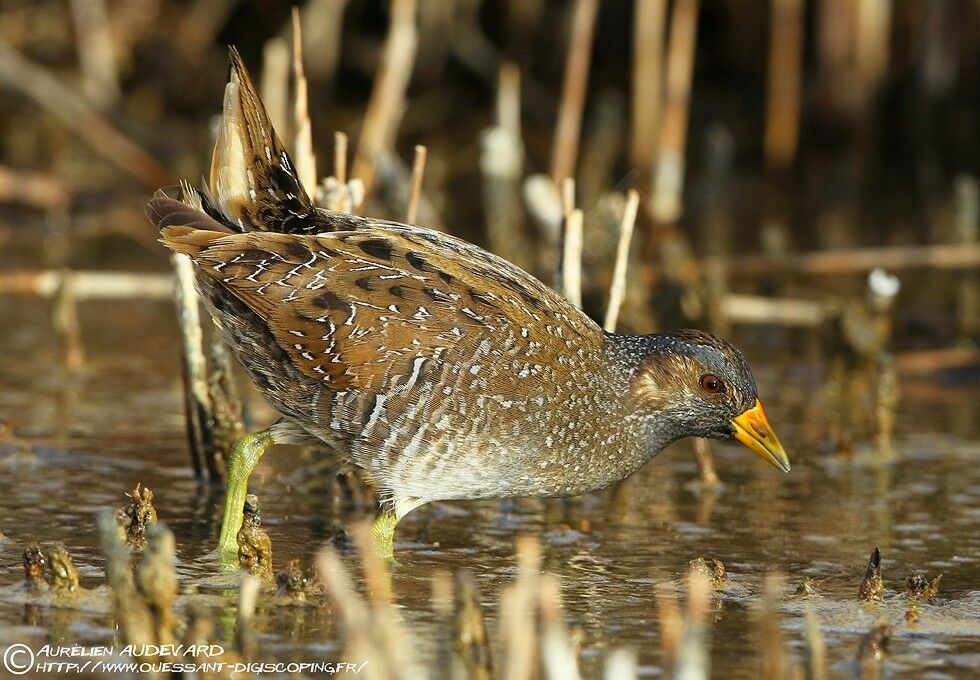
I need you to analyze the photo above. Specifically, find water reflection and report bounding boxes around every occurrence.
[0,297,978,676]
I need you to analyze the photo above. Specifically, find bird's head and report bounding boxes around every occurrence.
[624,329,790,472]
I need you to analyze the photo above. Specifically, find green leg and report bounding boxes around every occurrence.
[370,511,399,562]
[219,429,274,557]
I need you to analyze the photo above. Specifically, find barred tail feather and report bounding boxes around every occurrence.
[209,47,323,234]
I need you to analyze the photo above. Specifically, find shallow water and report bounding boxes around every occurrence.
[1,295,978,678]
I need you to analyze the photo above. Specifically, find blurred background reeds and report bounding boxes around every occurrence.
[0,1,979,678]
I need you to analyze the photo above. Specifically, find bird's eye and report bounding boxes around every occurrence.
[699,373,723,394]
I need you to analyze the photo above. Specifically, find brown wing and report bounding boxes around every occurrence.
[161,221,602,394]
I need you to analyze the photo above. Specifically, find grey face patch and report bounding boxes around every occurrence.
[609,329,761,430]
[682,343,757,406]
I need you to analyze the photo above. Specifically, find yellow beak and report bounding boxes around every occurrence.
[731,399,790,472]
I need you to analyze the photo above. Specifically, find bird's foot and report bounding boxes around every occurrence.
[370,511,398,563]
[218,429,274,562]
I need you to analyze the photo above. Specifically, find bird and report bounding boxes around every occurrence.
[147,49,789,558]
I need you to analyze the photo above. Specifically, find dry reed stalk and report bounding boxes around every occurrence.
[207,338,245,464]
[317,546,426,679]
[550,0,599,186]
[955,175,979,339]
[236,573,261,658]
[702,258,731,336]
[558,177,578,299]
[818,0,853,72]
[497,62,522,138]
[655,583,682,671]
[291,8,317,196]
[295,0,349,86]
[816,0,865,119]
[675,569,710,680]
[137,524,179,647]
[454,570,494,680]
[759,573,787,680]
[539,575,582,680]
[69,0,120,109]
[52,270,85,372]
[318,131,364,213]
[803,610,826,680]
[480,63,532,271]
[173,253,217,481]
[0,164,71,211]
[854,0,892,108]
[0,270,173,299]
[604,649,638,680]
[764,0,804,169]
[177,0,240,61]
[699,127,736,334]
[691,438,720,488]
[651,0,700,224]
[373,150,443,228]
[713,243,980,276]
[351,0,419,195]
[261,37,291,140]
[562,209,584,308]
[351,520,393,605]
[561,177,576,219]
[895,347,980,375]
[631,0,668,176]
[856,622,891,679]
[524,174,564,279]
[721,294,824,326]
[315,548,375,663]
[335,131,349,185]
[406,144,428,223]
[874,355,899,458]
[432,570,456,676]
[0,42,172,189]
[97,510,155,647]
[604,189,641,332]
[501,536,541,680]
[315,548,369,629]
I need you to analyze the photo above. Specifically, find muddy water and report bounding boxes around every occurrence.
[0,295,978,678]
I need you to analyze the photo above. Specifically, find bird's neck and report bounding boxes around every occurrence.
[600,332,674,385]
[601,332,692,457]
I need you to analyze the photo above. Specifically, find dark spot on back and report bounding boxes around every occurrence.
[468,289,497,308]
[389,285,408,299]
[239,248,272,262]
[519,289,542,310]
[405,251,434,272]
[311,291,349,311]
[358,238,394,260]
[355,276,374,292]
[466,265,497,279]
[489,270,542,306]
[423,287,451,302]
[283,239,310,260]
[438,270,456,285]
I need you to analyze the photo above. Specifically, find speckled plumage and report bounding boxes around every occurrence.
[148,49,788,524]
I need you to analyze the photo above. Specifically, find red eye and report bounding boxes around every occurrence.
[700,374,722,394]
